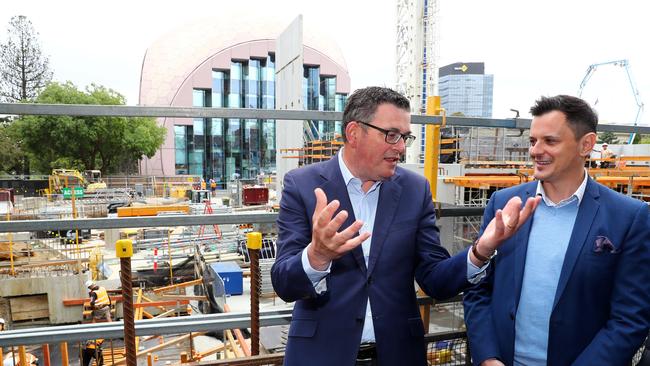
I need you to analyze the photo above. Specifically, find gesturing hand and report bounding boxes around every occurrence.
[474,195,541,259]
[307,188,371,270]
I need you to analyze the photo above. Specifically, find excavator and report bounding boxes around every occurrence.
[45,169,107,196]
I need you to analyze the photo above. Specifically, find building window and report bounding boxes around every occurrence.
[175,54,346,182]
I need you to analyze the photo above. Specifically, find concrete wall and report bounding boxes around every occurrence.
[0,273,87,324]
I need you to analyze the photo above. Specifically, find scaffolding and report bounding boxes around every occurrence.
[280,137,343,166]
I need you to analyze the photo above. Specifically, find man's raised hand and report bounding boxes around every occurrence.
[474,195,541,259]
[307,188,371,270]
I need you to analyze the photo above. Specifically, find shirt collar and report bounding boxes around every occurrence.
[337,147,355,186]
[337,148,382,192]
[535,168,589,207]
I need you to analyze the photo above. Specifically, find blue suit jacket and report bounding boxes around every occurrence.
[464,179,650,366]
[271,156,471,366]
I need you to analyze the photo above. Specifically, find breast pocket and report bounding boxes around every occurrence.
[580,250,620,286]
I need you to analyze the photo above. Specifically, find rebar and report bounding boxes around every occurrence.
[249,247,260,356]
[120,257,137,366]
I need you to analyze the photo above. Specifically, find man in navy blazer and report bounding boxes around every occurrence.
[464,95,650,366]
[271,87,539,366]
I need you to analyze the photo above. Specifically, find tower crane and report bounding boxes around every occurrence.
[577,59,644,143]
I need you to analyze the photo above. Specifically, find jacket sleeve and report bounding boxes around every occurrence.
[270,172,321,302]
[572,203,650,365]
[415,179,471,300]
[463,191,503,365]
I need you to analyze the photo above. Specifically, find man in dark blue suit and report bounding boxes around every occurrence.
[464,95,650,366]
[271,87,539,366]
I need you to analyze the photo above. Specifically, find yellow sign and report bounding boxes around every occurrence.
[116,239,133,258]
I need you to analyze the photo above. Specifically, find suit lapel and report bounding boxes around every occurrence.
[320,156,367,274]
[367,174,402,277]
[514,184,536,309]
[553,179,600,309]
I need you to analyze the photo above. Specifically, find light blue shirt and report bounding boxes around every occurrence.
[301,149,487,342]
[514,172,588,365]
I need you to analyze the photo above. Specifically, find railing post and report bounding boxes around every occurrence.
[18,345,27,366]
[60,342,69,366]
[116,239,136,366]
[42,344,51,366]
[247,232,262,356]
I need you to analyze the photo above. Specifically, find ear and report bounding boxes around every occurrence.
[345,121,361,146]
[580,132,597,157]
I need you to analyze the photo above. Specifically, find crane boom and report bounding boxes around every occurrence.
[577,59,644,143]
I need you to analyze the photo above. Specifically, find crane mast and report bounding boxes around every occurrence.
[396,0,440,163]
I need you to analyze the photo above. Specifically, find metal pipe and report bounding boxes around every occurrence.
[0,312,292,347]
[0,208,484,233]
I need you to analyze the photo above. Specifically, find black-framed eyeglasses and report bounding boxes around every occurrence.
[357,121,416,147]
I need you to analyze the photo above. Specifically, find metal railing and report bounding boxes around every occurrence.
[2,103,650,134]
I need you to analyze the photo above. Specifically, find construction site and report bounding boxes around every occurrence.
[1,100,650,366]
[1,2,650,366]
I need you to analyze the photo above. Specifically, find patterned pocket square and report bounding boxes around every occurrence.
[594,236,619,254]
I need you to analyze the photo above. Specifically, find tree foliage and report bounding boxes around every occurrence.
[0,124,25,174]
[13,82,166,174]
[597,131,620,145]
[0,15,53,102]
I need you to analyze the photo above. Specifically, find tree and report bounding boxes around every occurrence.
[13,82,166,174]
[0,15,53,102]
[0,124,25,174]
[597,131,620,145]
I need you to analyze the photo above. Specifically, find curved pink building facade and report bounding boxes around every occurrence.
[138,17,350,182]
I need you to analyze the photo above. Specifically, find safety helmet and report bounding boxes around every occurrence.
[85,280,95,288]
[0,318,5,324]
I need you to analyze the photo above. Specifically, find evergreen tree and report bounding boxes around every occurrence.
[0,15,53,102]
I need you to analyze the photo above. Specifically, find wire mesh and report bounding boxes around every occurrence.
[425,331,470,366]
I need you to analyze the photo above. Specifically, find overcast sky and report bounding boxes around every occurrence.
[2,0,649,124]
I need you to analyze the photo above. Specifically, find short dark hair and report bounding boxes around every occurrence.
[341,87,410,142]
[530,95,598,139]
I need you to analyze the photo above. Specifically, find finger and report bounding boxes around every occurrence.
[322,210,349,238]
[335,219,365,242]
[501,196,522,228]
[494,209,506,234]
[337,231,371,255]
[312,188,328,223]
[517,196,542,228]
[315,199,341,229]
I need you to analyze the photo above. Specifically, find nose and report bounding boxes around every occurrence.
[393,136,406,153]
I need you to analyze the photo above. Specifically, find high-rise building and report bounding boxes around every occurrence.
[396,0,441,164]
[438,62,493,118]
[138,17,350,185]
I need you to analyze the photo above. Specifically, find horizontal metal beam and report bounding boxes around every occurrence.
[0,213,278,232]
[2,103,648,133]
[0,309,293,347]
[0,207,484,232]
[0,104,342,121]
[417,115,650,134]
[0,297,458,347]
